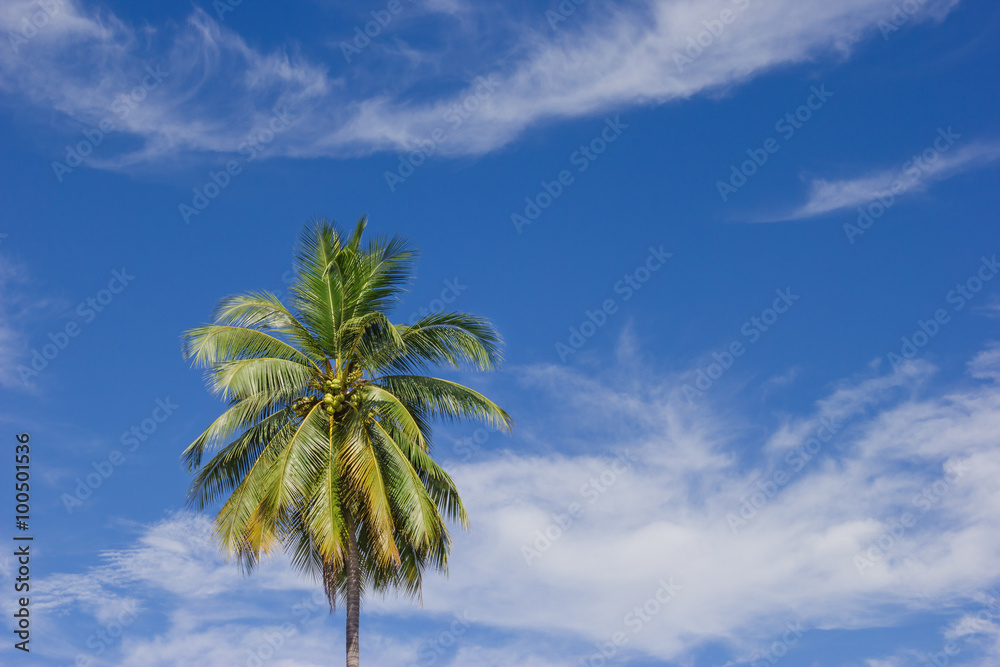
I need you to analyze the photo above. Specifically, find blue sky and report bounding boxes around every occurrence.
[1,0,1000,665]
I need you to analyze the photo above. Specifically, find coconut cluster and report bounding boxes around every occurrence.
[294,370,365,419]
[321,377,345,415]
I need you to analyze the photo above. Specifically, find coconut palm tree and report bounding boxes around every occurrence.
[181,218,511,666]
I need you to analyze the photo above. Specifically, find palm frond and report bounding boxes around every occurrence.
[183,218,508,616]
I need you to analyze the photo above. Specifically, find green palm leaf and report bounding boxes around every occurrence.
[182,218,510,667]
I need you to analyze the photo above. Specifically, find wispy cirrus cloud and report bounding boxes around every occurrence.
[0,254,33,388]
[0,0,966,170]
[968,342,1000,382]
[17,337,1000,666]
[764,137,1000,222]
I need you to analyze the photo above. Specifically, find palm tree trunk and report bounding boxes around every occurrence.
[345,513,361,667]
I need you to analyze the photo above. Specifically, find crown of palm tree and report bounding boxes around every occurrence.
[181,217,512,618]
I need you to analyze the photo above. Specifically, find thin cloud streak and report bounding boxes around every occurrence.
[23,343,1000,665]
[762,139,1000,222]
[0,0,966,170]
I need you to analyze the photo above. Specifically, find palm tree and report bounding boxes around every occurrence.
[181,218,511,666]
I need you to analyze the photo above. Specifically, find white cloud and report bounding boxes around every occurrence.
[867,593,1000,666]
[23,343,1000,665]
[0,314,26,387]
[36,513,315,614]
[968,342,1000,382]
[0,255,34,388]
[369,353,1000,663]
[0,0,968,168]
[0,2,331,170]
[759,365,801,393]
[767,139,1000,221]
